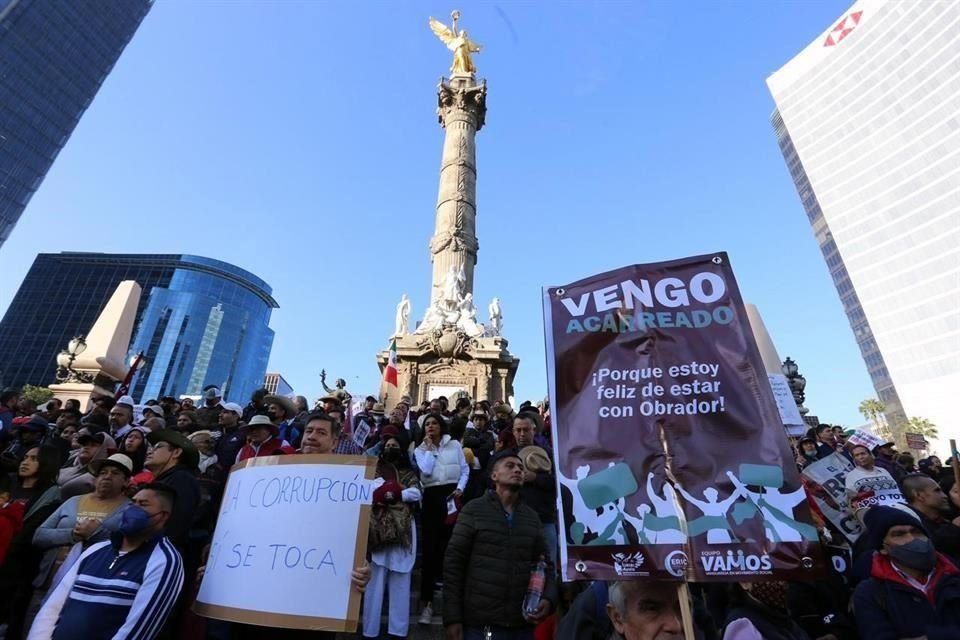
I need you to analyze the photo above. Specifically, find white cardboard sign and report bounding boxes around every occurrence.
[767,374,805,433]
[194,455,375,631]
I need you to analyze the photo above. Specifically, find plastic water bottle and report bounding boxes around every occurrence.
[522,557,547,617]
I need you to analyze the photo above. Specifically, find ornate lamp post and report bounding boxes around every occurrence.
[781,357,808,415]
[55,335,95,384]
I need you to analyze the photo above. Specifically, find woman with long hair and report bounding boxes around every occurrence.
[120,426,149,474]
[0,445,61,638]
[363,427,421,639]
[413,412,469,625]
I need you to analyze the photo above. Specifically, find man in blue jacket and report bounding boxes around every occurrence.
[28,484,184,640]
[853,506,960,639]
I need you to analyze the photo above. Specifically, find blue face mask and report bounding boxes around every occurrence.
[118,505,157,537]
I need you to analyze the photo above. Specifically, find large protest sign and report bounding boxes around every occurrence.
[194,455,376,631]
[543,253,821,582]
[800,454,863,543]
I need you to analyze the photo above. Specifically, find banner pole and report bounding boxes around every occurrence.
[951,439,959,486]
[677,582,696,639]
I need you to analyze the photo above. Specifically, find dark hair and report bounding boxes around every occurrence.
[138,482,177,511]
[22,445,60,487]
[0,473,11,494]
[2,388,21,404]
[497,429,517,450]
[422,412,448,435]
[455,397,471,411]
[121,431,148,473]
[902,473,935,502]
[816,424,832,434]
[448,416,467,442]
[381,429,412,469]
[365,395,377,403]
[94,396,116,410]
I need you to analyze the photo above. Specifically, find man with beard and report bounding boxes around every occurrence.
[108,396,135,441]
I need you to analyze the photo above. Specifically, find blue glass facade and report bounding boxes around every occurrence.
[0,253,276,404]
[0,0,151,249]
[130,259,276,403]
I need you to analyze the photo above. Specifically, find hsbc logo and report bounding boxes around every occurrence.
[824,11,863,47]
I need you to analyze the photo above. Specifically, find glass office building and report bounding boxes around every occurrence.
[0,0,152,249]
[768,0,959,445]
[0,253,277,403]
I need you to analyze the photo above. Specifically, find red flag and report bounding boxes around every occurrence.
[384,339,398,387]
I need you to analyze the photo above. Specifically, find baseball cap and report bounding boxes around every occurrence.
[203,387,221,400]
[221,402,243,416]
[90,453,134,477]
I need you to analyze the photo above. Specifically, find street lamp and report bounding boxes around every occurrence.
[55,335,94,384]
[781,356,808,415]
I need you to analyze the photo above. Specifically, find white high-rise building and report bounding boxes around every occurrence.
[767,0,959,449]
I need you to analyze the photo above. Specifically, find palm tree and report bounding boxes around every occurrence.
[904,416,938,439]
[858,398,885,428]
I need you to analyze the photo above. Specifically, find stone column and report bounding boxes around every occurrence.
[428,74,487,305]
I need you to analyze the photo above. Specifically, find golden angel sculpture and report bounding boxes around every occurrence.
[429,11,481,75]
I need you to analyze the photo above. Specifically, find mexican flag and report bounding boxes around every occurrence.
[384,339,398,387]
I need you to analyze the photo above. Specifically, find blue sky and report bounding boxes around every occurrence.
[0,0,875,425]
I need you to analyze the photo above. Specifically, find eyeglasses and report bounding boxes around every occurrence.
[149,442,171,451]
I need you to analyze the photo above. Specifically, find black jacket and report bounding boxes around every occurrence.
[462,428,495,469]
[443,491,556,629]
[153,464,201,550]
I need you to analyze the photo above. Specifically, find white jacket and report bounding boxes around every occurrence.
[415,434,469,490]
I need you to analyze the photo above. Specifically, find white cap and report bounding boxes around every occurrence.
[117,395,135,409]
[221,402,243,416]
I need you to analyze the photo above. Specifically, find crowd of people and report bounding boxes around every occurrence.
[0,384,958,639]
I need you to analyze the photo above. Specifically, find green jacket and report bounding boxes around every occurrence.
[443,491,556,629]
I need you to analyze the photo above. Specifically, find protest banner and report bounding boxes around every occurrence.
[800,454,862,542]
[543,252,820,582]
[194,455,376,631]
[905,432,927,451]
[846,429,888,450]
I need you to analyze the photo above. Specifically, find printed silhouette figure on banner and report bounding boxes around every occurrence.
[560,462,650,545]
[640,472,686,544]
[675,480,743,544]
[728,464,819,543]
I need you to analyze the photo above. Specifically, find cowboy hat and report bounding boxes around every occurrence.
[146,429,200,470]
[518,445,552,473]
[241,414,280,436]
[90,453,134,477]
[264,395,295,419]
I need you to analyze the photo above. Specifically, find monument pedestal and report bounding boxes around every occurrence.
[48,381,117,413]
[377,328,517,407]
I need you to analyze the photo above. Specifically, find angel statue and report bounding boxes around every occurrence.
[488,297,502,335]
[457,293,484,337]
[394,294,411,337]
[429,11,481,75]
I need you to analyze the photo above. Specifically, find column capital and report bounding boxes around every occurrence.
[437,77,487,130]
